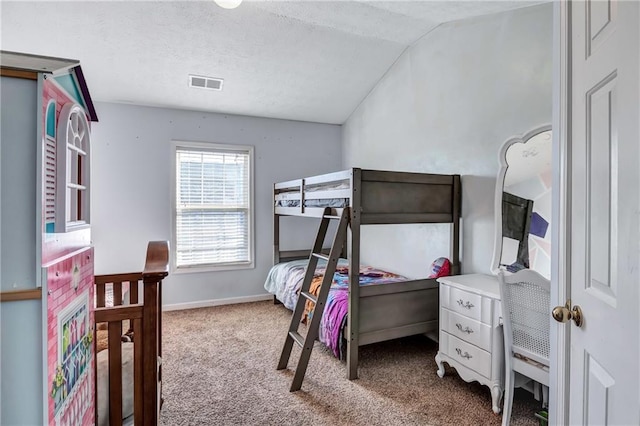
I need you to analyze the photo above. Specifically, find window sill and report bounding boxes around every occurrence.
[60,222,90,233]
[172,262,255,275]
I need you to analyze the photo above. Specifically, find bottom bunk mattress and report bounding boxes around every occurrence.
[264,259,407,359]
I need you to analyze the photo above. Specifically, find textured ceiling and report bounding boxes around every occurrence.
[1,1,542,124]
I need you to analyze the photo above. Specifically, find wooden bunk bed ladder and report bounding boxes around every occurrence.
[276,207,350,391]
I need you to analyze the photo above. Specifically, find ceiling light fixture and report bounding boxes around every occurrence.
[214,0,242,9]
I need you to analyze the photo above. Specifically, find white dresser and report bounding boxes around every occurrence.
[435,274,504,414]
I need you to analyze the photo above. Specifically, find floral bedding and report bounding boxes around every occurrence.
[264,260,406,359]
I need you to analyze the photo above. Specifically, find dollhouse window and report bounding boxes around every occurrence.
[56,103,91,232]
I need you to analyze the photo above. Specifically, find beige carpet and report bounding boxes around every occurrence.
[160,301,541,426]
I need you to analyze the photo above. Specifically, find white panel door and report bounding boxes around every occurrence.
[568,0,639,424]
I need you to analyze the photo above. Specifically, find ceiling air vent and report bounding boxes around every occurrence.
[189,75,224,91]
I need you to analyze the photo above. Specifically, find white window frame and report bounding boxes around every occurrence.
[55,102,91,232]
[171,140,254,273]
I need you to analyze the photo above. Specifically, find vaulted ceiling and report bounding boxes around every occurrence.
[1,1,543,124]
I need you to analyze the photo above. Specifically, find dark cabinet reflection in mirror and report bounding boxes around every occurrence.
[501,192,533,271]
[492,126,552,279]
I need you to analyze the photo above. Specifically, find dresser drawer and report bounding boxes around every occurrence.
[442,332,492,379]
[441,308,492,352]
[440,284,494,324]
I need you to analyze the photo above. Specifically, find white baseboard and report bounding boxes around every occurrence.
[162,293,273,312]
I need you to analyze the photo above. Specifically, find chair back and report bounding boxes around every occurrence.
[498,269,550,367]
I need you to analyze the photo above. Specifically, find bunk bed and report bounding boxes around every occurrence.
[94,241,169,426]
[271,168,461,380]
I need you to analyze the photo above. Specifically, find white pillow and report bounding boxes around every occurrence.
[96,342,134,426]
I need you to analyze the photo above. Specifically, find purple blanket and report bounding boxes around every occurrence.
[313,266,407,359]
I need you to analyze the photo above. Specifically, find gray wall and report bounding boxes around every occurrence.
[91,103,342,307]
[0,76,44,425]
[342,4,553,278]
[1,76,37,291]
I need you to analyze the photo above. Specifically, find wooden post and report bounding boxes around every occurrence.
[274,182,280,265]
[347,168,361,380]
[141,241,169,426]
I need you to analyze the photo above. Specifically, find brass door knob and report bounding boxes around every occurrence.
[552,299,583,327]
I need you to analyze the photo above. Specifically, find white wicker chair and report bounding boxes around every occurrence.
[498,269,550,426]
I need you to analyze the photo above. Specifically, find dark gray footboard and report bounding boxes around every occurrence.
[357,278,440,346]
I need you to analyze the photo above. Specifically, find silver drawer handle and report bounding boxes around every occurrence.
[455,323,474,334]
[457,299,474,309]
[455,348,473,359]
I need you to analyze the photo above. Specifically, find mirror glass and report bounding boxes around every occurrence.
[492,127,552,279]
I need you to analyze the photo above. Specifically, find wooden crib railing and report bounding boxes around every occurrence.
[94,241,169,426]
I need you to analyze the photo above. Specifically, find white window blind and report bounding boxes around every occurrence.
[174,145,251,269]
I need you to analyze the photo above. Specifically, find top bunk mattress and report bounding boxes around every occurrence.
[274,175,350,209]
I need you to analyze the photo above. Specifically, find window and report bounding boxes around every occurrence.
[172,141,254,271]
[56,102,91,232]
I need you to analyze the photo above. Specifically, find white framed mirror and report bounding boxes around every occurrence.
[491,125,552,279]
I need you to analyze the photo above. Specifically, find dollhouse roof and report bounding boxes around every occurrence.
[0,50,98,122]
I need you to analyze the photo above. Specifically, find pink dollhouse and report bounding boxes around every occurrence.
[1,51,98,426]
